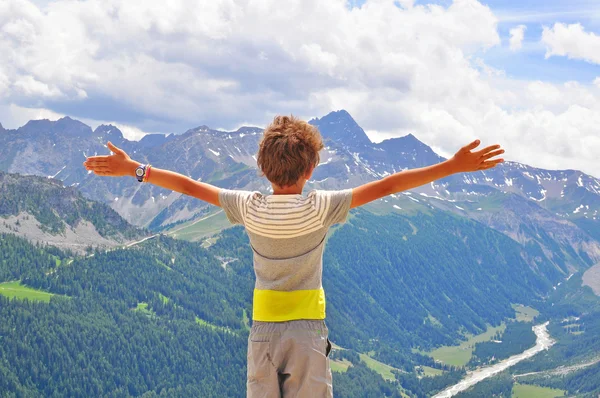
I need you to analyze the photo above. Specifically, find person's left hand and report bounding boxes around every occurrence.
[83,142,138,177]
[449,139,505,173]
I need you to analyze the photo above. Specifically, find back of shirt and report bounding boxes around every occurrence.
[218,188,353,322]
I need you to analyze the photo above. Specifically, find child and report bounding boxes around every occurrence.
[84,115,504,397]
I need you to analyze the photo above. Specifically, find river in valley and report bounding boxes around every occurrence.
[433,322,555,397]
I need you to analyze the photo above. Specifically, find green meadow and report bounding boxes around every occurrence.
[421,365,444,377]
[512,383,564,398]
[330,359,352,373]
[359,352,399,381]
[167,210,230,242]
[0,281,55,303]
[512,304,539,322]
[425,323,506,367]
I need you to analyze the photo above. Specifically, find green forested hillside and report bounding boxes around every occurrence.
[0,233,68,281]
[25,235,254,330]
[0,171,142,239]
[0,203,594,396]
[321,209,557,369]
[0,233,402,397]
[0,297,248,397]
[0,233,249,396]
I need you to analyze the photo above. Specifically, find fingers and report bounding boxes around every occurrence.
[83,164,113,176]
[86,166,111,171]
[85,156,109,164]
[480,149,505,161]
[475,144,502,157]
[83,159,111,172]
[461,139,480,153]
[107,141,124,156]
[477,158,504,170]
[92,170,113,176]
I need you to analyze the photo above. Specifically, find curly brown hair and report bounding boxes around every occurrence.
[257,115,324,188]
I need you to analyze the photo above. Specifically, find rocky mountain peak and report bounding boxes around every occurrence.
[94,124,124,140]
[19,117,93,138]
[309,110,372,147]
[138,133,175,149]
[192,125,212,133]
[20,118,53,131]
[375,133,444,165]
[234,126,263,135]
[56,116,90,131]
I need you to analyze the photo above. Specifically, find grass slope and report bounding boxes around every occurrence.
[0,281,55,302]
[330,359,352,373]
[512,304,540,323]
[359,352,399,381]
[167,210,229,242]
[421,366,444,377]
[427,324,506,367]
[512,383,564,398]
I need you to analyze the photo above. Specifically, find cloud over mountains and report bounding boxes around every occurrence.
[1,0,600,176]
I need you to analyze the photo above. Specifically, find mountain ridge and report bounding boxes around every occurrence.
[309,109,373,147]
[0,171,145,253]
[2,110,600,275]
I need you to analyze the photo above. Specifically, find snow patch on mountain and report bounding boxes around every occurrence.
[47,166,66,179]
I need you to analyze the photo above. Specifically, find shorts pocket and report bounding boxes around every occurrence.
[248,336,272,380]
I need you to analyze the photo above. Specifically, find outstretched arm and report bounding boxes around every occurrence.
[350,139,504,209]
[83,142,221,207]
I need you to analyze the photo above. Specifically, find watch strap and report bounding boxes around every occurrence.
[143,164,152,183]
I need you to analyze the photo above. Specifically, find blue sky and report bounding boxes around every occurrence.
[480,0,600,82]
[348,0,600,83]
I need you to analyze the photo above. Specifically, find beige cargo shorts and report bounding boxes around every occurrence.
[247,319,333,398]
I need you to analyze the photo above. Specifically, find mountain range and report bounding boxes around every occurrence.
[1,110,599,276]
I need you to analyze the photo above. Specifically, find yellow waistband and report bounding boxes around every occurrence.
[253,288,326,322]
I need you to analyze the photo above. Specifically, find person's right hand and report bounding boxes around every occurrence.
[449,139,505,173]
[83,141,138,177]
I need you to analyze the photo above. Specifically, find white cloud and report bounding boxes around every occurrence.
[0,104,151,141]
[13,75,64,98]
[509,25,526,51]
[542,22,600,64]
[0,0,600,177]
[0,0,500,117]
[0,103,64,128]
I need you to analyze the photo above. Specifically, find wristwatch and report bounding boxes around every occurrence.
[135,164,147,182]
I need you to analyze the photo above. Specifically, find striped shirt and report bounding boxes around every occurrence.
[218,188,353,322]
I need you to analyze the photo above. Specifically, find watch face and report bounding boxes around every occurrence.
[136,167,144,177]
